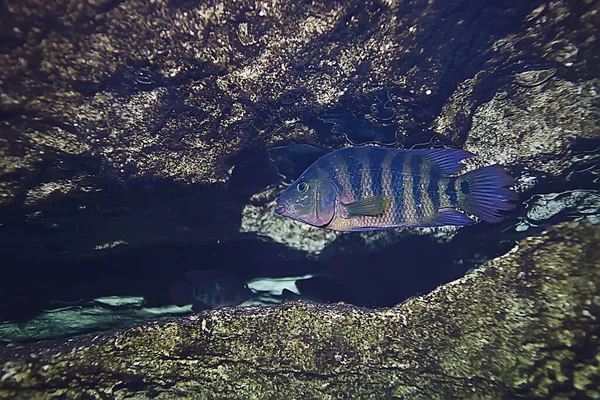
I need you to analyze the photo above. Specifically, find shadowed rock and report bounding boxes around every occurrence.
[1,1,599,394]
[2,0,598,207]
[0,0,598,259]
[0,221,598,399]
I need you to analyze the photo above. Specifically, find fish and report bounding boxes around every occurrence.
[246,274,317,296]
[169,270,253,311]
[274,146,517,231]
[169,271,324,310]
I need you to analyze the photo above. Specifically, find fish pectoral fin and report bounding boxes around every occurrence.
[343,196,391,217]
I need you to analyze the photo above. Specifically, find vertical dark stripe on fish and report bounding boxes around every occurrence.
[428,165,441,212]
[402,153,416,224]
[411,154,423,219]
[381,150,396,224]
[369,148,386,198]
[349,147,362,202]
[391,151,407,223]
[334,150,352,203]
[446,178,458,205]
[419,161,435,221]
[357,148,372,198]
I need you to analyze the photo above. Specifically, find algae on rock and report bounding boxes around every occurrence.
[0,222,598,399]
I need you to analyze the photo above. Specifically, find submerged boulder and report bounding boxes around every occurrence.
[0,0,598,260]
[0,0,599,381]
[1,0,597,204]
[0,221,598,399]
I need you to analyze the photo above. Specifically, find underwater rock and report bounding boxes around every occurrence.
[3,0,594,208]
[432,1,600,190]
[0,0,599,362]
[464,77,600,181]
[319,112,400,145]
[1,221,598,399]
[514,68,558,87]
[267,144,328,183]
[513,189,600,232]
[0,0,596,264]
[0,180,247,259]
[432,1,599,144]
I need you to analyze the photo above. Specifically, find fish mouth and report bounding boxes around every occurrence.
[275,199,292,216]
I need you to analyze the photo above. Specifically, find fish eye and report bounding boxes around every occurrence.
[296,181,309,193]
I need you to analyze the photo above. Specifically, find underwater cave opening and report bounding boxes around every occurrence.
[0,146,527,342]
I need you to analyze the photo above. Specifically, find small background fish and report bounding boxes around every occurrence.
[275,146,517,231]
[169,270,326,310]
[169,270,253,311]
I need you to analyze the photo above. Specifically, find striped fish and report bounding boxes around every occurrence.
[274,146,517,231]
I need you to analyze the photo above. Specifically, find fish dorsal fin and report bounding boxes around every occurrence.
[416,149,475,176]
[343,196,391,217]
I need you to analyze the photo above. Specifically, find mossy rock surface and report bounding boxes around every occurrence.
[0,221,598,399]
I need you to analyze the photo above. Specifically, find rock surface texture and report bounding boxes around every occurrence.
[1,0,598,204]
[0,222,598,399]
[1,0,600,396]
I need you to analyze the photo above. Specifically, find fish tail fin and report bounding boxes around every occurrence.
[457,165,517,223]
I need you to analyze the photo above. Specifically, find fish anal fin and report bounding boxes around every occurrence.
[344,196,391,217]
[429,208,475,227]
